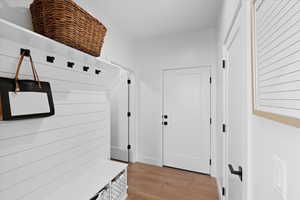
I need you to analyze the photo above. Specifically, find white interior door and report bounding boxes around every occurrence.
[224,8,246,200]
[163,67,211,174]
[110,70,129,162]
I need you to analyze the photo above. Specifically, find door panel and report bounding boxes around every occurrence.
[110,70,129,162]
[224,9,246,200]
[163,67,211,174]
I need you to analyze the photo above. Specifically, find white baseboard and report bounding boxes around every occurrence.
[111,146,128,162]
[138,155,161,166]
[111,146,137,163]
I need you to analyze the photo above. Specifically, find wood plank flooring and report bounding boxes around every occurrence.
[127,163,219,200]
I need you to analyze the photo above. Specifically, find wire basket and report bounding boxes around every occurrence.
[111,171,127,200]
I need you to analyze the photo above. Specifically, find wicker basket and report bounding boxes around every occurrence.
[30,0,107,57]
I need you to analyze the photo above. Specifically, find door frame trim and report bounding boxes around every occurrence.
[110,69,138,163]
[127,71,138,163]
[224,0,242,45]
[223,12,241,200]
[161,65,213,174]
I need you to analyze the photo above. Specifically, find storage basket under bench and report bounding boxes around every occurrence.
[91,170,128,200]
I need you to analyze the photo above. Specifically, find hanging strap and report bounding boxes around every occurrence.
[15,52,42,92]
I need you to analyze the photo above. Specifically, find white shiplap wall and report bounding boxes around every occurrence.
[254,0,300,119]
[0,20,121,200]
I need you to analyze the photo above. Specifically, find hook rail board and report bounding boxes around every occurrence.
[251,0,300,128]
[0,19,121,91]
[0,19,128,200]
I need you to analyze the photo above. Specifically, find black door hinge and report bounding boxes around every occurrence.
[127,145,131,150]
[222,60,226,69]
[127,112,131,117]
[222,187,226,196]
[222,124,226,133]
[209,77,212,84]
[127,79,131,84]
[209,159,212,166]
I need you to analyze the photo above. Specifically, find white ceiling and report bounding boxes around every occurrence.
[76,0,222,39]
[0,0,221,39]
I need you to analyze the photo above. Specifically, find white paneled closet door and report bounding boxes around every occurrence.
[163,67,211,174]
[110,70,129,162]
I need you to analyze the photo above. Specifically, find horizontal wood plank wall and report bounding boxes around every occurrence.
[0,38,115,200]
[252,0,300,126]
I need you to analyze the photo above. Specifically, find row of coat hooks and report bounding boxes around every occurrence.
[20,48,102,75]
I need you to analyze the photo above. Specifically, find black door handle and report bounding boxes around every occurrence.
[163,121,168,126]
[228,164,243,181]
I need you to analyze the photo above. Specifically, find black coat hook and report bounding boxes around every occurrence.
[83,66,90,72]
[95,69,101,74]
[20,48,30,57]
[47,56,55,63]
[67,62,75,68]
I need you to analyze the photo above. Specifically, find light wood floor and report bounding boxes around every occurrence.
[127,163,219,200]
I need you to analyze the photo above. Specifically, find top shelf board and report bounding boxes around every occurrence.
[0,18,123,73]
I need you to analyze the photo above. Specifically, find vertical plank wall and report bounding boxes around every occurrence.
[0,35,120,200]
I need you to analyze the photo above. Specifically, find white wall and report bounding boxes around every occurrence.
[250,117,300,200]
[132,28,218,175]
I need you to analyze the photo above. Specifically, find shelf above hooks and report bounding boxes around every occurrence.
[0,18,131,90]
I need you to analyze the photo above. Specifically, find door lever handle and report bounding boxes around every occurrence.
[228,164,243,181]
